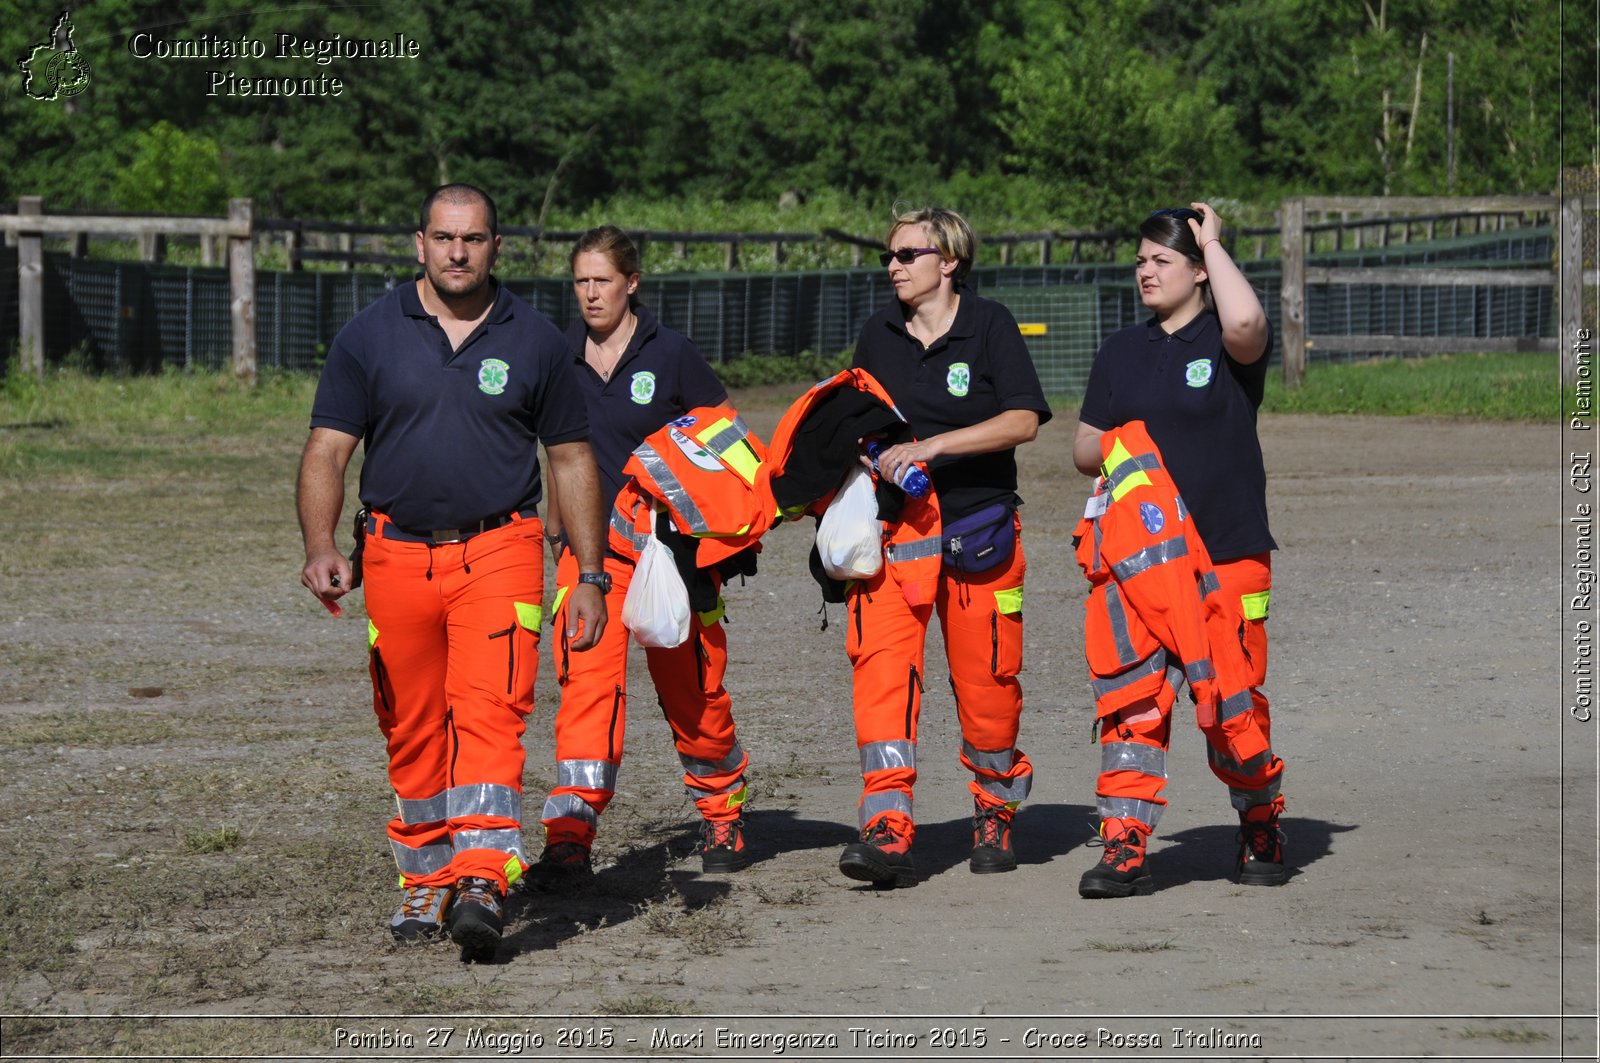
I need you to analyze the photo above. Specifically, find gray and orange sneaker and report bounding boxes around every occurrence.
[389,883,451,942]
[969,800,1018,874]
[839,817,916,888]
[699,818,748,873]
[447,877,504,963]
[1078,817,1154,898]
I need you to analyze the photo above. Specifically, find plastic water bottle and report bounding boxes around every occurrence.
[866,440,932,498]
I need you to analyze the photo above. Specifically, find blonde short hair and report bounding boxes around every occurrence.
[888,206,975,285]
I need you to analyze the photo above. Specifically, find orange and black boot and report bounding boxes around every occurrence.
[839,815,916,888]
[969,800,1018,874]
[700,817,748,873]
[1236,804,1287,885]
[1078,817,1154,898]
[447,877,504,962]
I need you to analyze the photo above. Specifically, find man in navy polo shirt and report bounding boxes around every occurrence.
[296,183,609,962]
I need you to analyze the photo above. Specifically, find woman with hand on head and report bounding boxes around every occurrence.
[1072,202,1287,898]
[533,225,753,884]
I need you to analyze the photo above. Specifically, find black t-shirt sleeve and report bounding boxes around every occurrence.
[534,334,591,446]
[1223,317,1273,409]
[1077,341,1116,431]
[983,302,1053,424]
[309,325,370,438]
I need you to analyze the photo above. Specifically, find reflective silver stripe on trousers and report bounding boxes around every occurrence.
[962,742,1030,802]
[860,739,916,775]
[1097,795,1163,829]
[1103,451,1160,495]
[1226,775,1282,812]
[396,792,448,826]
[1185,658,1215,684]
[1207,742,1277,782]
[1090,650,1165,700]
[885,536,940,562]
[1109,536,1189,582]
[540,793,598,825]
[679,741,746,778]
[611,508,651,553]
[1100,740,1168,778]
[1217,689,1254,723]
[1102,583,1139,667]
[447,782,521,822]
[860,789,913,828]
[1199,569,1221,598]
[391,839,452,876]
[633,444,710,533]
[557,759,619,791]
[685,778,745,799]
[453,828,527,861]
[701,417,751,457]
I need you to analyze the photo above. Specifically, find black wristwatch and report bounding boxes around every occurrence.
[578,571,612,595]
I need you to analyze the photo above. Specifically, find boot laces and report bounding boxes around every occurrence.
[1088,826,1144,869]
[701,818,742,850]
[1240,819,1282,861]
[862,818,903,847]
[455,877,502,913]
[973,805,1008,848]
[399,885,443,919]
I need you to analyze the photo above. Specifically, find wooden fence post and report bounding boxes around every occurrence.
[1280,197,1307,388]
[1562,193,1585,386]
[18,197,44,381]
[229,198,257,387]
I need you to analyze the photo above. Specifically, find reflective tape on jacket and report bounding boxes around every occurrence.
[860,739,916,775]
[633,443,711,533]
[885,536,941,563]
[1109,537,1190,582]
[1101,445,1161,501]
[1090,651,1166,699]
[611,507,651,554]
[1103,583,1139,666]
[1184,659,1216,684]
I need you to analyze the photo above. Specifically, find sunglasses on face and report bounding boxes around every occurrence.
[1149,207,1203,224]
[880,246,941,267]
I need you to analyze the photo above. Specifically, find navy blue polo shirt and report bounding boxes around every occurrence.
[1079,311,1276,562]
[310,278,588,531]
[851,288,1053,522]
[564,304,728,515]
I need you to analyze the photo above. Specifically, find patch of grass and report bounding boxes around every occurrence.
[636,891,747,955]
[714,349,853,389]
[1261,352,1558,420]
[597,993,690,1015]
[182,826,243,853]
[1084,938,1177,953]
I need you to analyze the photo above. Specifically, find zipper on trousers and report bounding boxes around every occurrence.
[489,624,516,694]
[370,647,394,717]
[904,663,922,737]
[608,685,623,760]
[990,610,1000,674]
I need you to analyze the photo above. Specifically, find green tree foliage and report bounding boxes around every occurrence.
[0,0,1581,227]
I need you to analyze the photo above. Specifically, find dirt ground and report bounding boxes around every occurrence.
[0,388,1594,1061]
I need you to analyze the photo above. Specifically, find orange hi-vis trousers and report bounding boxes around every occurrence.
[361,512,545,894]
[1093,552,1283,830]
[845,515,1031,841]
[540,549,748,849]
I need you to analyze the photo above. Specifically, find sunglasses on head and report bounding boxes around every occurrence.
[880,246,941,267]
[1149,207,1203,224]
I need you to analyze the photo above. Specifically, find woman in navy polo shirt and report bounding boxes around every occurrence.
[837,206,1051,888]
[533,226,753,882]
[1072,202,1287,897]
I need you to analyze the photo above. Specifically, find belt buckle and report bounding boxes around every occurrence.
[431,528,464,544]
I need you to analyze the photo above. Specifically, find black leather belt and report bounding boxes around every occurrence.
[369,511,535,545]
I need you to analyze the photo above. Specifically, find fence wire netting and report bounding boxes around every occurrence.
[0,225,1566,396]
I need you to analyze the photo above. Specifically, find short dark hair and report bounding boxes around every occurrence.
[1138,210,1213,311]
[419,183,498,238]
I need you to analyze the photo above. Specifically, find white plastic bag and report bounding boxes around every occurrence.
[621,510,692,648]
[815,464,882,580]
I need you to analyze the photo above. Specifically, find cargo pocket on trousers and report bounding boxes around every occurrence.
[990,585,1024,678]
[491,602,543,713]
[367,620,396,727]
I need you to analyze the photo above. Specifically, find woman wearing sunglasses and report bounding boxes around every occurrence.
[835,206,1052,888]
[1072,202,1287,897]
[533,225,754,884]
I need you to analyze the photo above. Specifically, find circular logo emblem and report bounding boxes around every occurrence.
[477,358,509,395]
[1184,358,1214,388]
[47,51,91,97]
[946,362,971,397]
[1139,502,1166,535]
[630,371,657,405]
